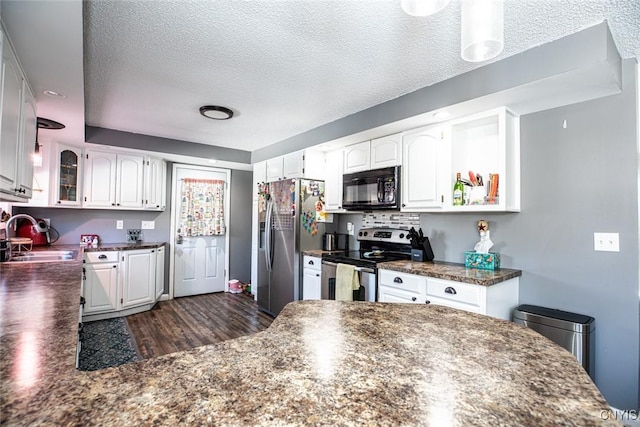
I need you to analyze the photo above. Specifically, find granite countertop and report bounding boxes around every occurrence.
[302,249,521,286]
[83,241,165,251]
[1,256,617,426]
[377,260,522,286]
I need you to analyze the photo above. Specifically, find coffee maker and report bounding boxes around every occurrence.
[16,218,51,246]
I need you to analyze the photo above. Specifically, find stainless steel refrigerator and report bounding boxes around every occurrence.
[257,179,327,316]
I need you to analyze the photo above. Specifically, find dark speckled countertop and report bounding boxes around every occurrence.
[302,250,521,286]
[1,247,617,426]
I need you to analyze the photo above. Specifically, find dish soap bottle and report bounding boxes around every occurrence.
[453,172,464,206]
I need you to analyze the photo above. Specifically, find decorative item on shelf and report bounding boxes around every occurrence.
[461,171,499,205]
[465,219,500,270]
[80,234,100,246]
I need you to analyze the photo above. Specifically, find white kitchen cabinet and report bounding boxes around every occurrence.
[370,134,402,169]
[378,269,427,304]
[83,251,119,315]
[446,107,520,212]
[378,268,519,320]
[82,245,165,321]
[342,134,401,175]
[401,125,448,211]
[83,150,144,209]
[0,31,36,202]
[52,143,83,207]
[265,150,325,182]
[343,141,370,173]
[265,156,284,182]
[323,148,344,212]
[17,80,35,199]
[155,246,165,300]
[121,248,156,309]
[302,255,322,300]
[143,156,166,210]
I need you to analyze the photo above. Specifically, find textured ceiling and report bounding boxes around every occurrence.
[6,1,640,154]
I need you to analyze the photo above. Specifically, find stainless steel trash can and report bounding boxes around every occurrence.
[513,304,595,378]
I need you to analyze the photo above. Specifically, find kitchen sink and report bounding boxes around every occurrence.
[8,250,77,263]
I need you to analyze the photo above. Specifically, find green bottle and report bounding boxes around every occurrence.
[453,172,464,206]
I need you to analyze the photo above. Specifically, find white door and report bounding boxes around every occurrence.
[172,165,230,298]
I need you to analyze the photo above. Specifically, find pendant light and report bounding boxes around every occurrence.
[461,0,504,62]
[401,0,451,17]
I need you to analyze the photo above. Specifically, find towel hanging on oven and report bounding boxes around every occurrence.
[335,263,360,301]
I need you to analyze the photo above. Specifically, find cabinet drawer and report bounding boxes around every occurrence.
[85,251,119,263]
[379,269,426,294]
[426,278,483,307]
[303,256,321,271]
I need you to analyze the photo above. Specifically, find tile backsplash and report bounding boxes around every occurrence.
[362,213,420,229]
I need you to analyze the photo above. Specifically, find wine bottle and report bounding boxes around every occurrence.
[453,172,464,206]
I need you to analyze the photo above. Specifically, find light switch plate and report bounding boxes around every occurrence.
[141,221,155,230]
[594,232,619,252]
[116,220,124,230]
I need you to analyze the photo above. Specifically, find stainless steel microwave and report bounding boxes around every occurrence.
[342,166,400,211]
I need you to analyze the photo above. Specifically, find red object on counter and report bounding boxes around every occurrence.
[16,219,49,246]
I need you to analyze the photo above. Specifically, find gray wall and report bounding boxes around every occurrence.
[336,60,639,410]
[228,169,252,283]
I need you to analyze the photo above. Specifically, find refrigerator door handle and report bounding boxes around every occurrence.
[265,200,273,271]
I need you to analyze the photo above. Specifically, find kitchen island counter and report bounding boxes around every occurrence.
[1,259,616,426]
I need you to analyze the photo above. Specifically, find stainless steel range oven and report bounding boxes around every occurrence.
[321,228,413,302]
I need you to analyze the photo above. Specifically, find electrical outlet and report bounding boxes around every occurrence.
[116,220,124,230]
[127,229,142,243]
[346,222,354,236]
[141,221,155,230]
[594,232,619,252]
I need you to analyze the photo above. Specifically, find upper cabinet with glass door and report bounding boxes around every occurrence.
[52,143,83,207]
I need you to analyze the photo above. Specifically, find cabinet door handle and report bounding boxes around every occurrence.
[98,254,107,259]
[308,260,314,265]
[444,286,457,295]
[411,297,417,301]
[316,273,320,277]
[151,250,155,253]
[113,265,117,268]
[425,300,431,304]
[393,277,403,283]
[402,203,406,208]
[111,203,116,206]
[57,200,61,204]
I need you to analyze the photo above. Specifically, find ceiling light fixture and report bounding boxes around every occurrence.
[461,0,504,62]
[400,0,451,17]
[43,90,67,98]
[199,105,234,120]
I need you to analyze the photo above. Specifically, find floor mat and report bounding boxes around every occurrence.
[78,317,141,371]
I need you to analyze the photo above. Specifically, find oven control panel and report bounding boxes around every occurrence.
[357,228,410,244]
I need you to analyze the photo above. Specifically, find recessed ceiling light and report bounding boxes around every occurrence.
[43,90,67,98]
[199,105,234,120]
[433,110,451,119]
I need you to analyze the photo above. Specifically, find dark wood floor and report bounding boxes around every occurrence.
[126,292,274,359]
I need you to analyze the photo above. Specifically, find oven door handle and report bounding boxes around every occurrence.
[322,260,375,274]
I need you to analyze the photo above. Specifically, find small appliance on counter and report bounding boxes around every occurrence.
[15,218,59,246]
[322,232,349,251]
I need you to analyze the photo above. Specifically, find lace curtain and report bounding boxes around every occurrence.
[178,178,226,237]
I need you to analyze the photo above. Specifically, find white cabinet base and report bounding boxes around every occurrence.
[82,302,157,322]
